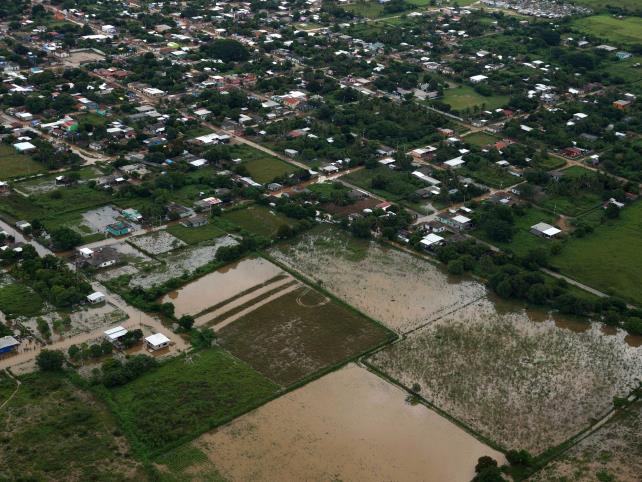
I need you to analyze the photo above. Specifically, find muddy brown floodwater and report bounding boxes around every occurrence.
[196,364,504,482]
[162,257,287,317]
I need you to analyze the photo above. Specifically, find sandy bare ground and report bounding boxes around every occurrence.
[195,364,504,482]
[369,298,642,454]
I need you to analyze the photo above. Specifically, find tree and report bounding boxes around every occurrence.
[178,315,195,331]
[36,349,65,371]
[447,258,465,275]
[51,227,83,250]
[605,203,620,219]
[506,449,534,467]
[68,344,81,360]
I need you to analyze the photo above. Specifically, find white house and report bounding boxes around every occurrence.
[104,325,128,342]
[420,233,444,249]
[530,222,561,238]
[145,333,171,351]
[469,74,488,83]
[87,291,106,304]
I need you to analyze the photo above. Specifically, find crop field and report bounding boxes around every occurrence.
[368,298,642,454]
[219,205,293,238]
[532,400,642,482]
[441,86,509,112]
[0,372,144,481]
[194,364,504,482]
[270,226,486,333]
[0,144,45,180]
[551,200,642,305]
[243,157,297,184]
[342,1,385,18]
[218,285,393,386]
[572,15,642,46]
[107,348,279,454]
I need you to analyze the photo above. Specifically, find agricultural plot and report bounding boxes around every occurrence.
[459,164,520,189]
[166,222,226,245]
[163,257,289,318]
[218,285,393,386]
[126,235,238,289]
[0,144,45,180]
[219,205,293,238]
[13,166,101,195]
[270,226,486,333]
[369,298,642,454]
[194,364,504,482]
[0,372,144,481]
[128,230,186,255]
[551,201,642,305]
[441,86,509,112]
[107,348,279,454]
[572,15,642,46]
[532,400,642,482]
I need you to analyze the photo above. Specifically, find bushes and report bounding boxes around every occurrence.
[36,350,65,372]
[100,355,158,388]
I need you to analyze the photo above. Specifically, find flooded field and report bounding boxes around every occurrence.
[129,235,238,289]
[369,298,642,454]
[194,364,504,482]
[533,400,642,482]
[218,285,393,386]
[128,230,186,255]
[163,257,288,318]
[270,226,486,333]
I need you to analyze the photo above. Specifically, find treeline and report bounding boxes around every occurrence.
[434,239,642,336]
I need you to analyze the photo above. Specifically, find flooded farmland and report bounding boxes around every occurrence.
[369,298,642,454]
[163,257,288,318]
[270,227,486,333]
[195,364,504,482]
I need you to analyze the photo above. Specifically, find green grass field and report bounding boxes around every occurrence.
[243,157,297,184]
[441,86,509,112]
[107,348,279,454]
[574,0,641,12]
[0,283,44,317]
[166,222,226,245]
[551,201,642,305]
[0,372,144,481]
[462,131,500,147]
[460,164,520,189]
[572,15,642,46]
[343,1,385,18]
[0,144,45,180]
[219,205,293,238]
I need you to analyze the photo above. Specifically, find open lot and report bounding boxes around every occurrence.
[441,85,509,112]
[533,399,642,482]
[243,157,297,184]
[369,298,642,454]
[107,348,279,455]
[0,144,45,180]
[218,284,393,386]
[194,364,504,482]
[551,201,642,305]
[572,15,642,46]
[0,372,144,481]
[270,226,486,333]
[166,222,226,245]
[0,282,44,318]
[462,131,500,147]
[219,205,293,238]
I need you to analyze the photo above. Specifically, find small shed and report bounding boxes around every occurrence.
[145,333,171,351]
